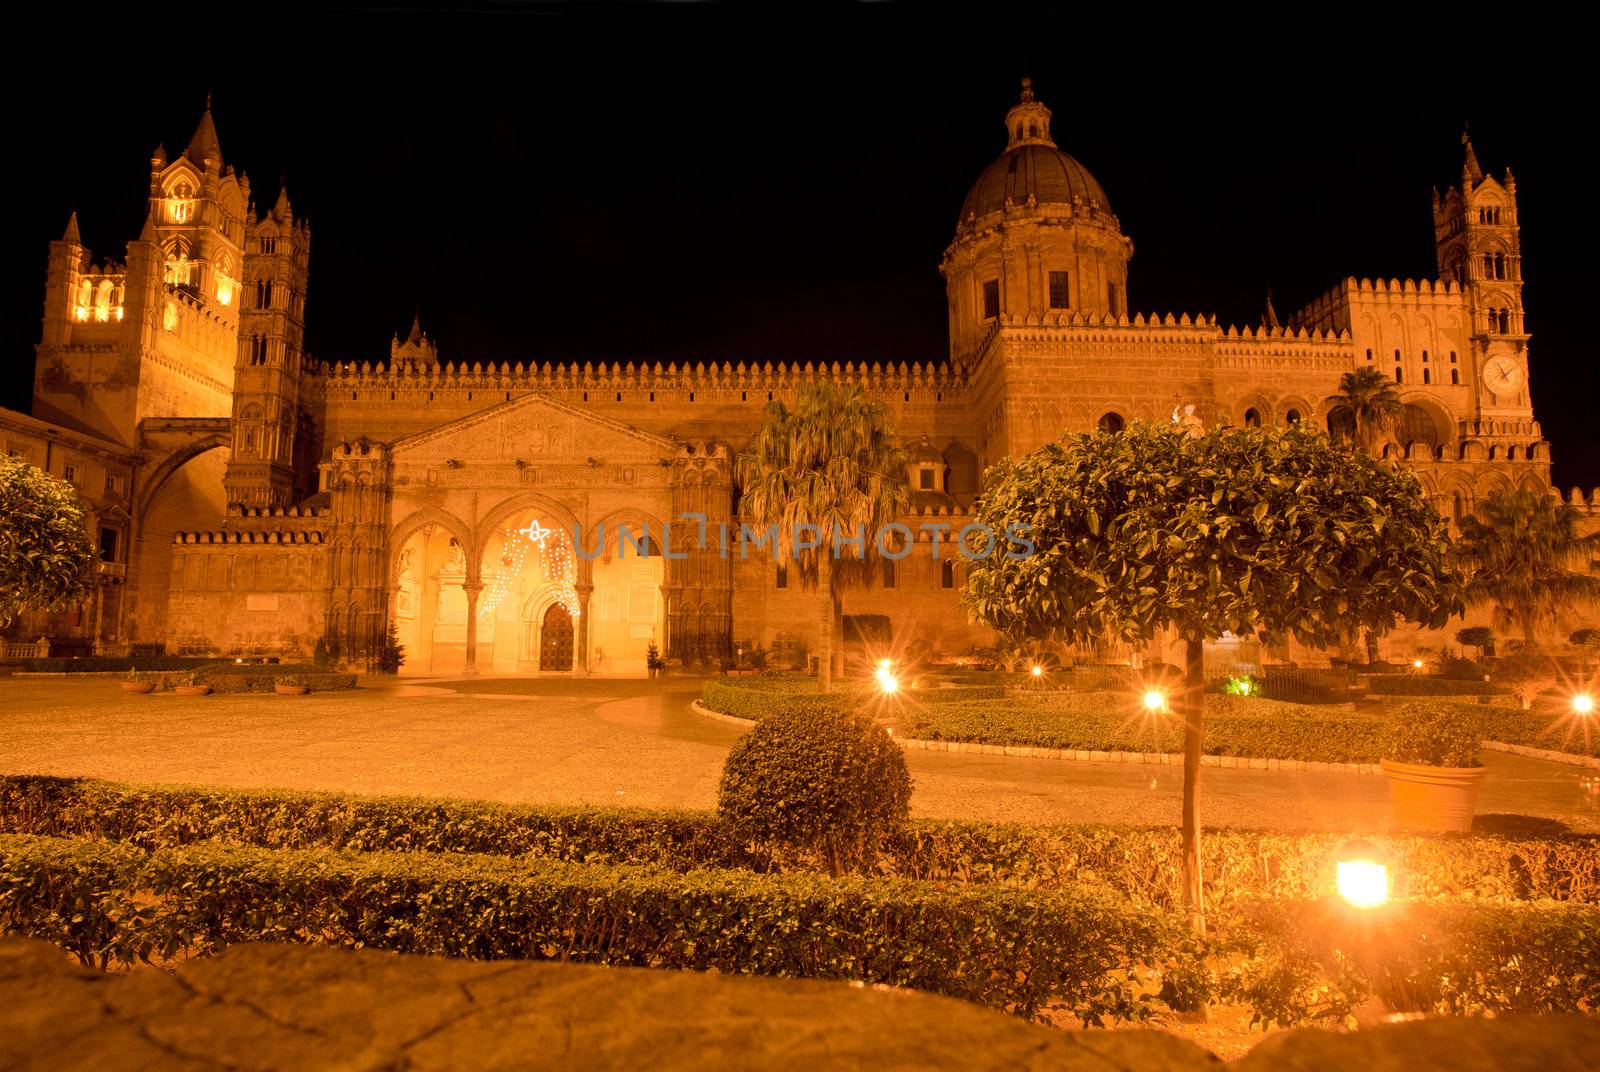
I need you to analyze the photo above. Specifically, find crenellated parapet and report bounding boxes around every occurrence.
[310,357,967,392]
[1291,277,1467,335]
[174,529,325,544]
[1560,488,1600,515]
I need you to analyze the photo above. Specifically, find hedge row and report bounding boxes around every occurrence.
[889,692,1388,764]
[0,832,1175,1021]
[0,656,213,673]
[4,832,1598,1023]
[1364,674,1503,697]
[701,680,1005,721]
[5,776,1597,906]
[1404,699,1600,760]
[1226,896,1600,1022]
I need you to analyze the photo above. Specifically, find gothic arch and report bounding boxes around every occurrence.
[594,506,669,553]
[475,491,585,557]
[135,433,231,527]
[388,507,474,584]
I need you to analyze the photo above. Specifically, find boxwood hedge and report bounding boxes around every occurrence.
[4,776,1597,906]
[0,832,1177,1021]
[1364,674,1503,697]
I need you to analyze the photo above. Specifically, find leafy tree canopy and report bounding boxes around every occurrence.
[964,422,1462,648]
[0,455,96,626]
[1456,488,1600,646]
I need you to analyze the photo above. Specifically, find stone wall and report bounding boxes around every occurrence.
[164,532,328,656]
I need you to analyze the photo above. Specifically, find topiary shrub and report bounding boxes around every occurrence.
[1382,701,1483,768]
[717,707,911,875]
[1492,652,1559,710]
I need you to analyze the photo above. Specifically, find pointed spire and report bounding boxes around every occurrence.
[62,211,81,244]
[1263,290,1281,331]
[273,182,293,220]
[407,312,424,345]
[138,212,157,242]
[1461,127,1482,184]
[185,97,223,168]
[1004,76,1056,150]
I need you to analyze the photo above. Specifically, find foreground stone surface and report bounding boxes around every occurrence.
[3,938,1596,1072]
[0,937,1215,1071]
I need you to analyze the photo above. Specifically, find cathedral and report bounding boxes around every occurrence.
[2,83,1570,674]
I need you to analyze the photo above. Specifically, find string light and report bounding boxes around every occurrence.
[478,517,581,620]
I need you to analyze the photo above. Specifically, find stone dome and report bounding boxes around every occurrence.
[960,143,1113,221]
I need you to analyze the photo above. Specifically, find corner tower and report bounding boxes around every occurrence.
[941,79,1132,367]
[1433,132,1531,418]
[223,186,312,508]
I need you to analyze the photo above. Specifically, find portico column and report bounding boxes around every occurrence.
[462,580,483,676]
[575,583,594,673]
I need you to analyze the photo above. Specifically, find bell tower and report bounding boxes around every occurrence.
[1433,132,1530,416]
[223,185,312,508]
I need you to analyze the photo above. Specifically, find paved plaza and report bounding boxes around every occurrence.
[1,674,1596,833]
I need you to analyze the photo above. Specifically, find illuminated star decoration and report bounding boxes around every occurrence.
[478,518,581,620]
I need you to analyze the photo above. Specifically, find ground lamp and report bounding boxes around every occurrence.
[1573,693,1595,716]
[1335,840,1390,909]
[875,659,899,695]
[1142,689,1168,713]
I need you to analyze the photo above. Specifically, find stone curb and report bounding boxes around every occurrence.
[1484,739,1600,769]
[688,701,1381,774]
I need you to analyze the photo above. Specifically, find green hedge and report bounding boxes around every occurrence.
[1225,896,1600,1022]
[135,664,356,693]
[0,832,1175,1021]
[889,692,1387,764]
[701,680,1005,721]
[1365,674,1503,697]
[1395,699,1600,760]
[5,776,1597,906]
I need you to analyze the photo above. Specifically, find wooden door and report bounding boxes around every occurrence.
[539,604,574,671]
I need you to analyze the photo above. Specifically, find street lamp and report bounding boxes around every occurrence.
[1573,693,1595,716]
[1030,665,1044,678]
[1143,689,1168,713]
[874,659,899,695]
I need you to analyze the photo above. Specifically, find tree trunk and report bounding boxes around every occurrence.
[1522,612,1537,651]
[1180,637,1206,938]
[817,554,834,693]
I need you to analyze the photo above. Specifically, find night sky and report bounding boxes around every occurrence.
[6,7,1593,486]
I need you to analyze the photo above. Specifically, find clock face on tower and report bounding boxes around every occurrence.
[1482,348,1525,399]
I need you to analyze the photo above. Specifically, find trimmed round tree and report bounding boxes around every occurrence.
[0,455,95,629]
[964,421,1461,932]
[718,705,911,875]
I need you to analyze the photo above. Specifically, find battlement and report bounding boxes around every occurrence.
[1292,277,1466,333]
[1561,488,1600,514]
[311,357,969,391]
[175,529,325,545]
[225,504,329,520]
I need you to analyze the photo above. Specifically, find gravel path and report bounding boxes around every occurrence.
[2,674,1596,833]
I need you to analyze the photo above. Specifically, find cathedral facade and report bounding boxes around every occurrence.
[4,85,1575,673]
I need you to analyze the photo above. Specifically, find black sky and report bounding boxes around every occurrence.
[6,5,1595,486]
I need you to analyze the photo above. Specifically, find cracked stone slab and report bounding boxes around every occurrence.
[3,937,1597,1071]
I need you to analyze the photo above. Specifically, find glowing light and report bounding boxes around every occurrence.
[1142,689,1168,713]
[1574,693,1596,716]
[479,519,580,620]
[74,306,90,322]
[1030,665,1043,677]
[874,662,899,695]
[1336,859,1389,909]
[1412,659,1424,670]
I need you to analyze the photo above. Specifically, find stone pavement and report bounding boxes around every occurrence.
[1,674,1597,833]
[3,937,1597,1071]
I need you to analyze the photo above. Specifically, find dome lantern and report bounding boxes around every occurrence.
[1005,77,1056,149]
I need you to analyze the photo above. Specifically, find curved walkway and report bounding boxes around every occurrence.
[1,674,1596,833]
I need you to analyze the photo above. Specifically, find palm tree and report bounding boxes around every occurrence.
[1457,489,1600,649]
[1332,367,1403,453]
[737,382,910,692]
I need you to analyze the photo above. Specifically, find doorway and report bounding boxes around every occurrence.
[539,604,574,670]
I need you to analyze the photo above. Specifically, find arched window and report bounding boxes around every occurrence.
[1097,412,1125,434]
[940,559,955,589]
[1451,492,1465,522]
[1284,408,1302,425]
[1450,368,1460,385]
[1423,368,1432,384]
[1395,367,1403,383]
[1398,404,1440,448]
[1243,408,1261,428]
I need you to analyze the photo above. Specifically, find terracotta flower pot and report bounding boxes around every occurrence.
[1381,758,1486,833]
[274,684,310,695]
[120,681,156,694]
[174,684,213,697]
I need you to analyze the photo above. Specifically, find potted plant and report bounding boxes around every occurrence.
[274,674,311,696]
[173,671,212,697]
[645,640,663,679]
[1380,701,1485,833]
[120,669,156,694]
